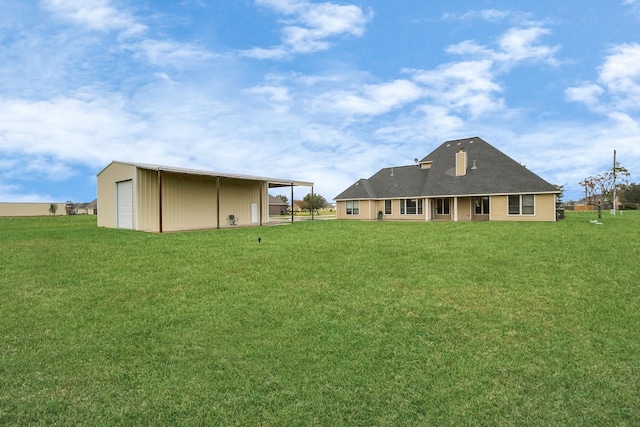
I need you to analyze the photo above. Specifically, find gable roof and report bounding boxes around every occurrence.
[269,195,289,205]
[335,137,558,200]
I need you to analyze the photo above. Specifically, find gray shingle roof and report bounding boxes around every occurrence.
[335,137,558,200]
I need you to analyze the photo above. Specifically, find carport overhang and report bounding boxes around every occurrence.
[123,162,313,232]
[268,179,315,224]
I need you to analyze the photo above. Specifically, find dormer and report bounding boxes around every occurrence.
[420,160,433,170]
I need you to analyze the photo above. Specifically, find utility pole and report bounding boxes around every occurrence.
[612,149,617,216]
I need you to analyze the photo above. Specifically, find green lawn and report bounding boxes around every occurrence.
[1,212,639,425]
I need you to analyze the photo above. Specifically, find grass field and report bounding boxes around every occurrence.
[1,212,639,425]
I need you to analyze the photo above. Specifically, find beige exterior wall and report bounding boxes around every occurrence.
[490,194,556,221]
[137,169,160,232]
[337,199,430,221]
[338,194,557,222]
[97,162,137,229]
[217,178,266,229]
[0,203,67,217]
[161,173,219,232]
[379,199,424,221]
[456,197,472,222]
[97,162,273,232]
[336,200,367,220]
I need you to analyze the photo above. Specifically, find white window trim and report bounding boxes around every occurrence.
[474,196,490,215]
[400,198,423,215]
[346,200,360,215]
[508,194,535,216]
[435,198,451,215]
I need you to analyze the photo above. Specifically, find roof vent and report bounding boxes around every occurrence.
[471,160,477,170]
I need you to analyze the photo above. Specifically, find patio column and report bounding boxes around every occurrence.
[425,198,430,222]
[454,197,458,222]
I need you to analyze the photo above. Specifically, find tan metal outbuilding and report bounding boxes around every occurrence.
[96,161,314,232]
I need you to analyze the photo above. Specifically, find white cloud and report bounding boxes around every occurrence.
[457,9,512,22]
[315,79,423,116]
[244,0,370,58]
[567,43,640,113]
[41,0,146,36]
[411,60,503,118]
[304,24,557,121]
[447,26,560,67]
[242,46,290,60]
[496,27,559,65]
[245,85,292,104]
[443,9,536,25]
[565,84,604,106]
[599,44,640,103]
[0,95,145,168]
[130,39,216,67]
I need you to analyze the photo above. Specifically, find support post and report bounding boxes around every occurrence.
[613,149,617,216]
[158,170,163,233]
[311,186,315,220]
[259,182,263,226]
[291,184,294,223]
[216,176,220,229]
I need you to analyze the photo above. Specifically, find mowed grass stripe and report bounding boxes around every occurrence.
[1,213,639,425]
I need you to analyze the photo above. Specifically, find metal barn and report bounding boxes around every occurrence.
[97,161,313,232]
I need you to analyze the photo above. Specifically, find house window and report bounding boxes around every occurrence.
[400,199,423,215]
[436,198,450,215]
[508,195,535,215]
[474,197,490,215]
[384,200,392,215]
[346,200,359,215]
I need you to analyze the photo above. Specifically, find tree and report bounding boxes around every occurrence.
[554,184,565,204]
[302,193,328,214]
[65,201,75,216]
[622,183,640,204]
[49,203,58,216]
[579,163,630,218]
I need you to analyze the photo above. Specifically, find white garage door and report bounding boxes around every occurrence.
[251,202,259,224]
[116,180,133,229]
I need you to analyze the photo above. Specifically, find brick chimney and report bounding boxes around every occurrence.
[455,148,468,176]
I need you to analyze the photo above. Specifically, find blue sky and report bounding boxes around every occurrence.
[1,0,639,203]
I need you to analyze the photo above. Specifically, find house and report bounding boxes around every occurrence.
[86,199,98,215]
[268,195,289,215]
[572,195,620,211]
[97,161,313,232]
[74,199,98,215]
[572,197,596,211]
[334,137,560,222]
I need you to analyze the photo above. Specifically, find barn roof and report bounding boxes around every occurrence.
[98,161,313,188]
